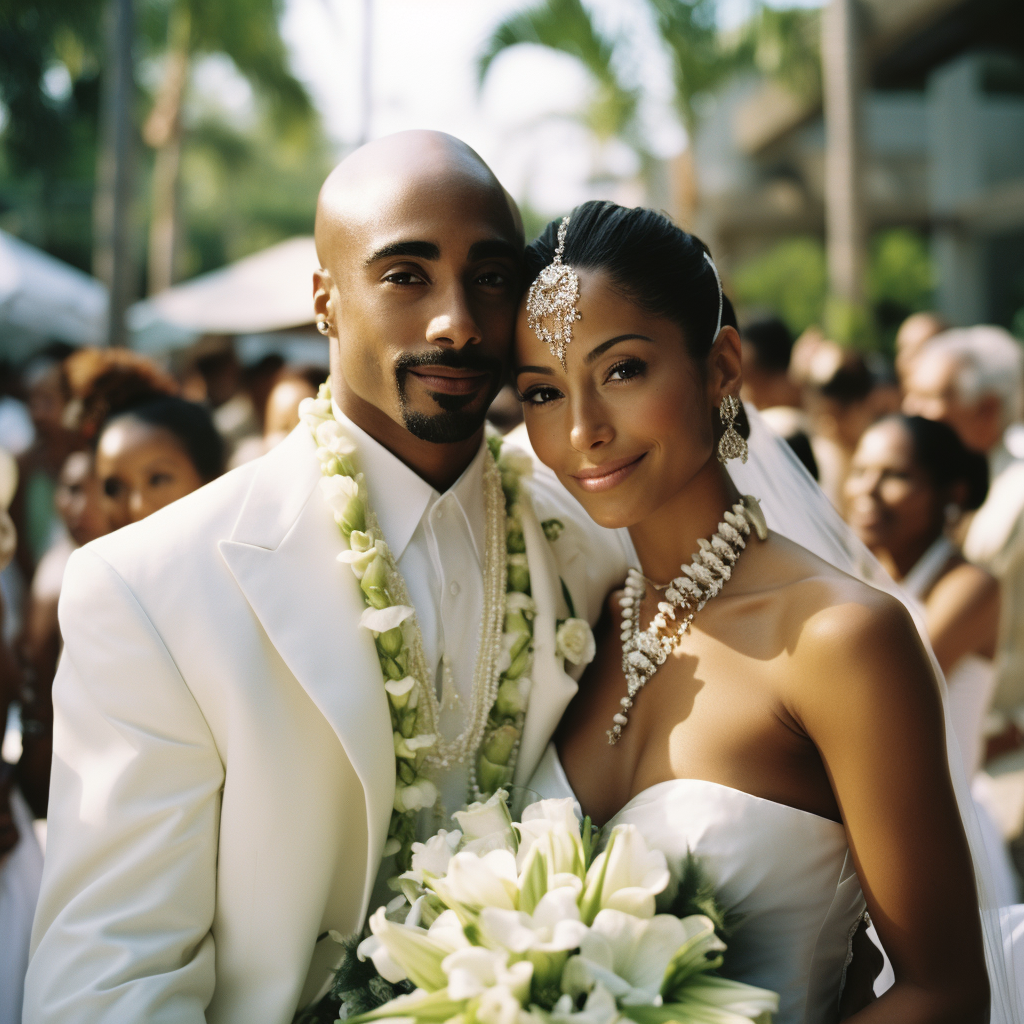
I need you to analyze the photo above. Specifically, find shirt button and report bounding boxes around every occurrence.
[450,581,460,596]
[434,507,444,520]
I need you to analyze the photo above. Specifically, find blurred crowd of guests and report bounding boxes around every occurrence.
[2,311,1024,1017]
[740,310,1024,904]
[0,339,326,1021]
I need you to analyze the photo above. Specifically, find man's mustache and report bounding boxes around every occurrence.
[395,348,503,378]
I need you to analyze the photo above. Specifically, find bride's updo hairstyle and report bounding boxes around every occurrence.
[524,200,723,364]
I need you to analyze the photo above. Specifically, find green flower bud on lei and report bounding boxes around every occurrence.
[482,723,519,765]
[476,753,514,794]
[377,626,404,658]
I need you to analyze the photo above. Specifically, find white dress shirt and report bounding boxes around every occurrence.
[334,405,487,827]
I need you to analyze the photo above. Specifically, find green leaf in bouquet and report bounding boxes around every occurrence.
[659,916,726,999]
[664,852,736,944]
[345,987,468,1024]
[518,844,550,915]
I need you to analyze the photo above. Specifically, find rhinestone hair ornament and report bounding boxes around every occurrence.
[526,215,581,369]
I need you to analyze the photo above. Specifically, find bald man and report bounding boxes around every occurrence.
[25,133,628,1023]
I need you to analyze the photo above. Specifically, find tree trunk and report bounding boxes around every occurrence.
[822,0,867,323]
[144,9,190,295]
[92,0,135,346]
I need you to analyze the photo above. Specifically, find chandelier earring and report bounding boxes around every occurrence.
[316,318,332,336]
[717,394,748,464]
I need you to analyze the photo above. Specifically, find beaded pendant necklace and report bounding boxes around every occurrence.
[610,495,768,744]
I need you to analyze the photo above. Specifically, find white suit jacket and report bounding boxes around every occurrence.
[24,426,628,1024]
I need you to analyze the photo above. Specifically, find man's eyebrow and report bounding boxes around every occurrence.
[586,334,655,363]
[364,240,440,265]
[468,239,521,262]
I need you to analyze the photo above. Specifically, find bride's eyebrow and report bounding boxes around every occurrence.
[585,334,655,363]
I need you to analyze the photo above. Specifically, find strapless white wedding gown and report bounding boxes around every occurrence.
[528,744,866,1024]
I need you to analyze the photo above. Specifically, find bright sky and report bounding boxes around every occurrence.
[272,0,823,215]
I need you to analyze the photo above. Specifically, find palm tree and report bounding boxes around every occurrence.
[478,0,648,197]
[142,0,312,293]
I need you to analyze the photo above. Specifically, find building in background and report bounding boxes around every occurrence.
[693,0,1024,332]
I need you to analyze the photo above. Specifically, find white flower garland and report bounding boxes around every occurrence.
[300,384,593,872]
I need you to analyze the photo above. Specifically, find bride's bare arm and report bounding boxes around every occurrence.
[792,592,989,1023]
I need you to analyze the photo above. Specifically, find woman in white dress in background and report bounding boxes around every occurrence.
[845,414,1018,907]
[514,201,991,1023]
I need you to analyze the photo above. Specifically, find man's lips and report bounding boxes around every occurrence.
[408,366,492,396]
[571,452,647,493]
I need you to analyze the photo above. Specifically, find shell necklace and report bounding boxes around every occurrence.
[610,495,768,744]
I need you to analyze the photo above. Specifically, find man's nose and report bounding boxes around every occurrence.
[425,281,482,350]
[128,489,149,524]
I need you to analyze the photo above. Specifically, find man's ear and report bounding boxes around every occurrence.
[709,325,743,403]
[313,268,334,323]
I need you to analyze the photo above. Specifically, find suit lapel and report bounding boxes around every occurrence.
[218,427,394,902]
[514,492,578,787]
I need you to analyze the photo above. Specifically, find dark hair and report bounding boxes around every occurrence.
[101,396,225,482]
[887,414,989,512]
[741,316,793,373]
[525,202,723,362]
[819,354,874,404]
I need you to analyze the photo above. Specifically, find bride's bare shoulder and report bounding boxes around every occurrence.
[760,532,929,682]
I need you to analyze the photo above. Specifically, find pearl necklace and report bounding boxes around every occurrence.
[610,495,768,745]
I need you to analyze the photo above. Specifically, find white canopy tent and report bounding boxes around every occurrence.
[0,230,107,361]
[129,236,320,354]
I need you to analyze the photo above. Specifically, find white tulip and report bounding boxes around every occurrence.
[403,829,463,889]
[581,826,669,921]
[555,619,597,667]
[452,790,515,854]
[357,906,452,990]
[515,798,585,878]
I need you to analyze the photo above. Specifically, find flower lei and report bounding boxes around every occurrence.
[300,384,589,873]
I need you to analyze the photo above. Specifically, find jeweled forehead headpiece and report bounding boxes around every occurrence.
[526,215,581,369]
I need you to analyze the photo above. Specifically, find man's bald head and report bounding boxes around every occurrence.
[315,131,521,268]
[311,131,524,470]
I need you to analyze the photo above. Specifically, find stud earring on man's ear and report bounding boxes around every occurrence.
[717,394,748,464]
[316,318,331,336]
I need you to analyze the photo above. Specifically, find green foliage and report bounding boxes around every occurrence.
[0,1,105,269]
[178,111,331,278]
[664,850,735,942]
[733,229,936,351]
[732,236,828,338]
[293,932,414,1024]
[479,0,641,148]
[740,3,821,103]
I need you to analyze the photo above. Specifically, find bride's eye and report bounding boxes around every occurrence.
[519,384,564,406]
[606,357,646,383]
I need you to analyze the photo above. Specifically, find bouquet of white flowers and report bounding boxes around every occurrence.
[341,792,778,1024]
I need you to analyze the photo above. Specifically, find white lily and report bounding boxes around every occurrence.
[569,909,698,1006]
[428,849,519,916]
[403,829,463,887]
[360,605,415,634]
[581,826,669,921]
[442,947,532,1002]
[550,983,621,1024]
[339,543,381,577]
[357,906,454,990]
[478,886,589,955]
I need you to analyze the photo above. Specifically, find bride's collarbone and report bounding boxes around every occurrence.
[558,588,843,826]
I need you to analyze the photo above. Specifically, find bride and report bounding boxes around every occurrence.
[512,201,993,1023]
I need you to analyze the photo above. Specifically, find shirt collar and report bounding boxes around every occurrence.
[332,401,488,563]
